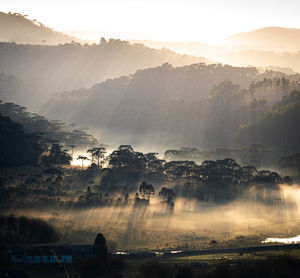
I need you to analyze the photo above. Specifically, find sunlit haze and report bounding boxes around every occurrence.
[1,0,300,43]
[1,0,300,275]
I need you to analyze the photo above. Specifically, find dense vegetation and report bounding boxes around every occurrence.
[0,214,59,244]
[43,63,300,149]
[97,145,290,204]
[0,144,292,210]
[0,101,98,148]
[239,90,300,146]
[164,144,299,175]
[279,153,300,177]
[1,9,300,278]
[0,114,45,167]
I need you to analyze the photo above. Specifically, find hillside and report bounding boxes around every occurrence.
[0,101,98,148]
[224,27,300,52]
[0,40,208,110]
[0,114,44,167]
[0,11,79,45]
[43,63,299,150]
[132,38,300,73]
[238,90,300,146]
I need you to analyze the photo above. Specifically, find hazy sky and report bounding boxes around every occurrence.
[1,0,300,43]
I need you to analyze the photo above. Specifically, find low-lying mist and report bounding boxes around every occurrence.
[8,184,300,251]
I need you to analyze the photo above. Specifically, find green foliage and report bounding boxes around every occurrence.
[272,90,300,109]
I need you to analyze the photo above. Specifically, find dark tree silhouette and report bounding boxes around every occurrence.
[0,215,59,244]
[90,147,106,168]
[70,144,76,162]
[77,155,89,171]
[93,233,108,259]
[159,187,176,211]
[139,181,155,200]
[41,143,72,165]
[0,114,45,167]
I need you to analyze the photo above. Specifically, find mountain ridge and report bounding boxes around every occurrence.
[0,11,80,45]
[224,26,300,52]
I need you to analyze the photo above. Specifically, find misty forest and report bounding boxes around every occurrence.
[1,4,300,278]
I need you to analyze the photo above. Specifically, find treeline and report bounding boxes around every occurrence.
[43,62,300,149]
[0,114,45,167]
[0,215,59,244]
[239,90,300,146]
[164,144,300,171]
[0,144,292,209]
[43,64,261,148]
[0,101,98,149]
[87,145,292,204]
[133,37,300,72]
[0,11,78,45]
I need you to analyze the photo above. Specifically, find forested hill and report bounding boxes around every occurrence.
[43,63,260,126]
[0,41,208,110]
[238,90,300,146]
[0,101,98,148]
[0,114,45,167]
[43,63,300,150]
[0,11,79,45]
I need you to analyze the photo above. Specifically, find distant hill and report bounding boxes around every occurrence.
[224,27,300,52]
[43,63,298,150]
[0,11,79,45]
[132,37,300,73]
[0,40,208,110]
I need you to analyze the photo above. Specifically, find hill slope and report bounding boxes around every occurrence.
[132,37,300,73]
[43,63,300,150]
[238,90,300,146]
[224,27,300,52]
[0,101,98,148]
[44,63,288,150]
[0,41,208,110]
[0,11,79,45]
